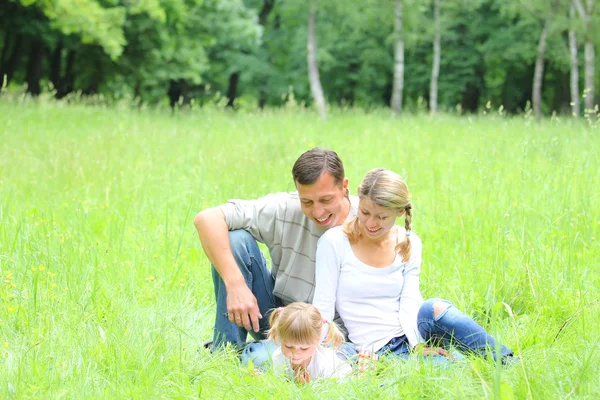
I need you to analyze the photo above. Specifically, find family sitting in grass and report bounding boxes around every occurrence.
[194,148,515,383]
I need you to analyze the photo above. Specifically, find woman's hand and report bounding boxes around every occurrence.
[414,344,457,362]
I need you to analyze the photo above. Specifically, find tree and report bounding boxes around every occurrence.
[569,3,581,116]
[532,14,551,118]
[573,0,597,112]
[430,0,441,113]
[391,0,405,114]
[307,0,326,118]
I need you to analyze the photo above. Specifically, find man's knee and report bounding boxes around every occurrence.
[229,230,260,265]
[229,229,256,250]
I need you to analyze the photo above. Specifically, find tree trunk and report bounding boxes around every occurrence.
[26,40,44,96]
[429,0,441,113]
[573,0,596,111]
[569,5,580,116]
[307,1,326,119]
[257,0,276,109]
[0,28,12,82]
[3,34,24,85]
[584,40,595,111]
[259,0,275,26]
[533,20,550,118]
[50,42,62,92]
[391,0,404,114]
[56,49,76,99]
[83,59,104,96]
[226,72,240,108]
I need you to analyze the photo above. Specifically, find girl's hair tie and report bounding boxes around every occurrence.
[277,307,284,312]
[406,231,411,237]
[322,318,327,324]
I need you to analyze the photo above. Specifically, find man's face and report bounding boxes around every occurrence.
[296,172,349,230]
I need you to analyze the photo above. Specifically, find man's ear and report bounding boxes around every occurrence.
[342,178,349,191]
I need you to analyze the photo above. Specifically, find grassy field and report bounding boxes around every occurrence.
[1,98,599,399]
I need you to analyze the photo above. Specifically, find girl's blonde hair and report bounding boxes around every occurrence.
[344,168,413,262]
[267,302,344,350]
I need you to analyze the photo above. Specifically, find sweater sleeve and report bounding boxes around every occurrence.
[312,229,342,322]
[398,234,425,347]
[219,193,283,245]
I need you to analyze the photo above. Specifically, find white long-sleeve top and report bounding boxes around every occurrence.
[313,226,424,352]
[271,345,352,380]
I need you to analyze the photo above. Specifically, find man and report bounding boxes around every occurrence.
[194,148,358,351]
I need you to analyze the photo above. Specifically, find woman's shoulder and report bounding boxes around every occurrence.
[319,225,349,244]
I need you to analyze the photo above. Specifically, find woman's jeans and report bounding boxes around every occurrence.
[417,298,513,361]
[338,298,513,364]
[211,230,278,350]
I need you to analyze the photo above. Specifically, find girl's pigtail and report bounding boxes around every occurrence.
[267,307,284,344]
[396,204,412,262]
[322,319,345,350]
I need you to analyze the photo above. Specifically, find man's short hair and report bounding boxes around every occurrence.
[292,148,345,186]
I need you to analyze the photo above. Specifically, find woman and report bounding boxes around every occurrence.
[312,168,514,362]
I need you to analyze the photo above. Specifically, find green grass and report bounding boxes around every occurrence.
[1,98,599,399]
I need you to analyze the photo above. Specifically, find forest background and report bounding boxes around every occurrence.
[1,0,600,117]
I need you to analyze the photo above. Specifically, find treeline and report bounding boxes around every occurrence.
[0,0,598,116]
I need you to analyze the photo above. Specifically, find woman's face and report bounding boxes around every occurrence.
[357,197,402,240]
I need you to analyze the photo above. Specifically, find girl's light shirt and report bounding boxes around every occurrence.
[313,225,424,352]
[271,345,352,380]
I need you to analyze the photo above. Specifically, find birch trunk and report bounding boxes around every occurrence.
[533,20,550,118]
[573,0,597,111]
[307,1,326,119]
[430,0,441,113]
[391,0,404,115]
[584,40,595,111]
[569,5,580,116]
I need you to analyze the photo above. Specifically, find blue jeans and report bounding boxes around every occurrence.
[417,298,514,361]
[337,298,513,364]
[211,230,278,350]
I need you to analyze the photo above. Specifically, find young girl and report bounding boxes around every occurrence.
[313,168,514,362]
[268,302,352,383]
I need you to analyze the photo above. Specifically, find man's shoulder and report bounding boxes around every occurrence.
[224,191,300,210]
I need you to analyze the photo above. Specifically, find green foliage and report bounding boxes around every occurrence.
[1,0,599,111]
[26,0,127,58]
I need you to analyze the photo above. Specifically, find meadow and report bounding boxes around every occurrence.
[0,98,599,399]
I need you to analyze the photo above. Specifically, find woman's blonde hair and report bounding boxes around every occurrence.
[267,302,344,350]
[344,168,413,262]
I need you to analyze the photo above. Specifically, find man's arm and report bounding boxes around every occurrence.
[194,207,261,332]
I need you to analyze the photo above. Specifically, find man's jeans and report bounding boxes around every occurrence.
[211,230,278,350]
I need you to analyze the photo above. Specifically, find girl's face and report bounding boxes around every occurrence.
[357,197,402,241]
[281,340,318,367]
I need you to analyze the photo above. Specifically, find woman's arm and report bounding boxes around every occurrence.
[398,234,424,346]
[313,231,342,322]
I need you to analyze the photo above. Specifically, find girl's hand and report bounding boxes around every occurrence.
[293,366,311,384]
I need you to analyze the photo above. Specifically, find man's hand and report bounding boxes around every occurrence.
[226,282,262,332]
